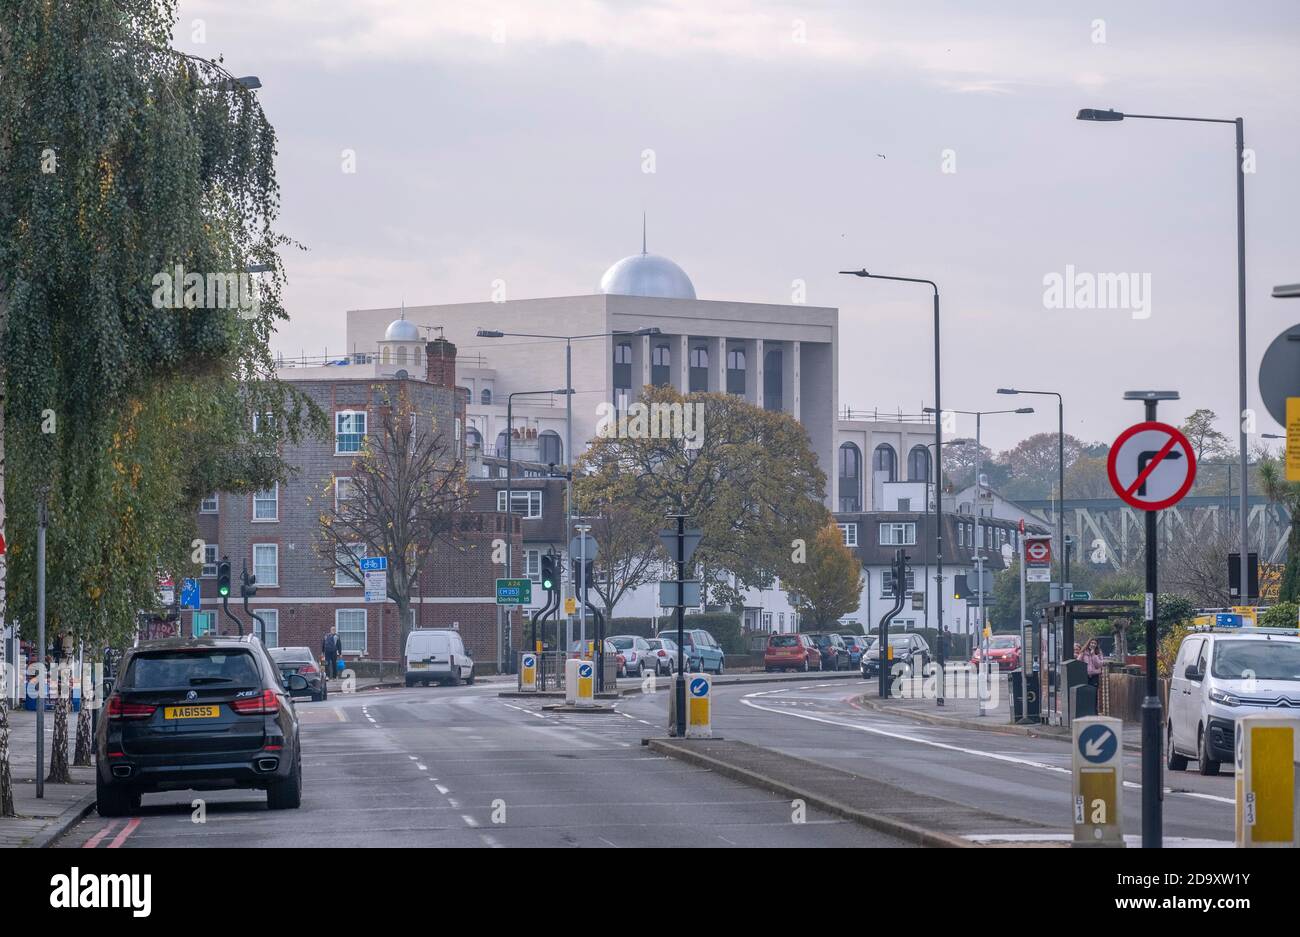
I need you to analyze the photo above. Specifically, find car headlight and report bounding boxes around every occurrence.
[1209,688,1241,707]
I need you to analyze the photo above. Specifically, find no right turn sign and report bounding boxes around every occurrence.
[1106,421,1197,511]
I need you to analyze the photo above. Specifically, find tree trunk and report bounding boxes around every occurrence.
[0,325,13,815]
[73,691,93,767]
[47,695,71,784]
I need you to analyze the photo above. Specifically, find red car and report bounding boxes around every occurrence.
[970,634,1022,670]
[764,633,822,673]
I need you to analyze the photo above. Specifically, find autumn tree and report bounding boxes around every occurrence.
[577,385,828,610]
[1258,454,1300,602]
[1181,409,1232,462]
[316,390,468,674]
[785,523,863,627]
[0,1,313,807]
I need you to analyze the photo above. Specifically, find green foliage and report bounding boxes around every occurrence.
[1261,602,1299,629]
[785,523,863,628]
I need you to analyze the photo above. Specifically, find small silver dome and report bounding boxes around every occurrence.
[384,317,420,342]
[599,253,696,300]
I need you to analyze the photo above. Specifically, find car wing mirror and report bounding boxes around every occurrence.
[288,674,310,691]
[1183,665,1201,681]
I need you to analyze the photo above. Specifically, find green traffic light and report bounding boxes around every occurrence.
[219,584,229,597]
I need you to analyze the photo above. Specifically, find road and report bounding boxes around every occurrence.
[55,674,1235,848]
[55,678,906,848]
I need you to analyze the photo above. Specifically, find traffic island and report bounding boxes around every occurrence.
[647,737,1054,847]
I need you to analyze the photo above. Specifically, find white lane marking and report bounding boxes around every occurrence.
[480,833,504,848]
[448,797,460,808]
[435,784,450,795]
[740,694,1235,806]
[408,755,418,760]
[462,814,479,828]
[416,763,428,771]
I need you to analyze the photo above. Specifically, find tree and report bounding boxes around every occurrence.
[997,432,1086,501]
[0,1,310,810]
[940,438,995,493]
[1180,409,1232,462]
[1162,517,1236,607]
[785,523,863,627]
[317,390,468,673]
[988,559,1048,630]
[578,385,828,606]
[1258,455,1300,603]
[574,447,664,620]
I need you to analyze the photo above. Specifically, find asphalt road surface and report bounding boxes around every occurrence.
[56,674,1234,848]
[56,678,907,848]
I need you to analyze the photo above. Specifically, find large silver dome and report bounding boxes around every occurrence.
[599,253,696,300]
[384,317,420,341]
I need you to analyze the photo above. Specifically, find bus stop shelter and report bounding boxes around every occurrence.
[1038,599,1140,727]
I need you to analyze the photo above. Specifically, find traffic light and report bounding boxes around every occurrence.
[540,554,558,593]
[953,574,969,600]
[240,567,257,599]
[572,557,595,590]
[217,558,232,598]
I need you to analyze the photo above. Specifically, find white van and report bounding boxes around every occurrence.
[404,629,475,687]
[1166,625,1300,775]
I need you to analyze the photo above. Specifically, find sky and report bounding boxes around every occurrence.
[174,0,1300,452]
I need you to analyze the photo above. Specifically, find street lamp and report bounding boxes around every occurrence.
[1077,104,1250,615]
[925,406,1033,715]
[999,388,1066,597]
[480,327,660,647]
[841,269,947,705]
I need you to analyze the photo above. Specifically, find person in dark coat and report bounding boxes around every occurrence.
[322,627,340,681]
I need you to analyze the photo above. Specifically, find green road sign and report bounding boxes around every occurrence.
[496,578,533,605]
[1071,590,1092,601]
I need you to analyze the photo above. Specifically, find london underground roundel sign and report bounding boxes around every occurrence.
[1106,421,1197,511]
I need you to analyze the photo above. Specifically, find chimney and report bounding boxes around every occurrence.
[425,337,457,387]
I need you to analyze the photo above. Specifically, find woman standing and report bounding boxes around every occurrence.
[1078,638,1104,688]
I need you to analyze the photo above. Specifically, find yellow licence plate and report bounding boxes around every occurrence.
[163,705,220,720]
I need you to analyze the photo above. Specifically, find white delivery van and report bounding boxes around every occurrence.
[1166,625,1300,775]
[404,629,474,687]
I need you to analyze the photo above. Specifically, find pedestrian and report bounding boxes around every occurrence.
[322,627,340,682]
[1079,638,1104,688]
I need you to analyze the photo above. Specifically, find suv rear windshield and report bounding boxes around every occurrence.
[126,650,261,688]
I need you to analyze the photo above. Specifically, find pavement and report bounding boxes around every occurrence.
[0,706,97,848]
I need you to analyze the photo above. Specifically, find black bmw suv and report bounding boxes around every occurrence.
[95,634,306,817]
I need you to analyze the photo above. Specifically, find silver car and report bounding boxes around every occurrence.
[608,635,653,677]
[643,637,680,676]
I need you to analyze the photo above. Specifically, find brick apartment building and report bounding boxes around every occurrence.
[192,325,523,666]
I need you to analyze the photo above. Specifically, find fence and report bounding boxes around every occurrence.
[1102,670,1168,723]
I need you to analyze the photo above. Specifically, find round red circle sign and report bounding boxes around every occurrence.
[1026,541,1050,562]
[1106,421,1197,511]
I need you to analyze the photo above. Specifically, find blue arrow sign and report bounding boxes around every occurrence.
[180,578,200,610]
[578,663,593,679]
[522,655,536,668]
[690,677,708,697]
[359,556,387,572]
[1077,723,1117,764]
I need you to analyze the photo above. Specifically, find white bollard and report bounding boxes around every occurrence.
[685,672,712,739]
[1235,713,1300,847]
[564,657,579,705]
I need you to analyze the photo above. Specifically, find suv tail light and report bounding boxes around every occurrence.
[230,689,279,715]
[107,697,156,721]
[299,663,319,674]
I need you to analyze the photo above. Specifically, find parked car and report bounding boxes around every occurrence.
[657,628,724,674]
[404,629,475,687]
[95,634,305,816]
[970,634,1021,671]
[839,634,870,668]
[644,637,680,676]
[764,633,822,672]
[609,635,654,677]
[862,633,930,678]
[807,632,851,671]
[268,646,327,701]
[1166,625,1300,775]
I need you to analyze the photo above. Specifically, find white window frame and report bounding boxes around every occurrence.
[837,523,858,547]
[192,611,215,638]
[253,483,279,522]
[200,494,219,514]
[524,549,541,583]
[201,543,219,578]
[336,608,367,654]
[252,609,279,647]
[335,410,367,455]
[878,522,916,546]
[335,543,366,587]
[496,489,542,519]
[252,411,274,433]
[334,476,356,512]
[881,568,916,598]
[252,543,279,587]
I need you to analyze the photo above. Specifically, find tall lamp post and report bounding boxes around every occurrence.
[926,406,1033,714]
[998,388,1066,596]
[478,326,661,644]
[1077,106,1249,609]
[841,269,946,705]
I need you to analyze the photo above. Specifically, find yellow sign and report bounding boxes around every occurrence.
[1288,397,1300,482]
[564,596,577,615]
[1232,606,1258,625]
[1235,716,1299,847]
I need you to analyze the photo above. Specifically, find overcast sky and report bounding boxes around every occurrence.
[175,0,1300,452]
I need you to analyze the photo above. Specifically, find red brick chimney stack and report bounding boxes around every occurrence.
[425,337,457,387]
